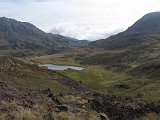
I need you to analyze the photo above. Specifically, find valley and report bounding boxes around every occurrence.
[1,55,160,120]
[1,12,160,120]
[31,51,160,101]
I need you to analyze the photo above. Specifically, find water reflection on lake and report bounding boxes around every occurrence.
[39,64,84,71]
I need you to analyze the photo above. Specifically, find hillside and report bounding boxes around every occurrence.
[0,17,89,57]
[87,12,160,75]
[1,56,160,120]
[1,12,160,120]
[90,12,160,50]
[32,12,160,104]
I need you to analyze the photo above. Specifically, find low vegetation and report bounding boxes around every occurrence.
[31,52,80,66]
[1,12,160,120]
[0,56,101,120]
[32,49,160,101]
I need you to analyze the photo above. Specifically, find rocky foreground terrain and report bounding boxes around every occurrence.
[0,57,160,120]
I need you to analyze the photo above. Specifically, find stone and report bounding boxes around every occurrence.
[99,113,110,120]
[56,105,68,112]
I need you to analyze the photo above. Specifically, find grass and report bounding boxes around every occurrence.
[52,111,99,120]
[57,66,129,93]
[0,100,41,120]
[0,57,71,94]
[60,95,88,104]
[0,109,38,120]
[58,66,160,101]
[0,57,102,120]
[1,72,70,95]
[29,50,160,101]
[30,53,80,66]
[1,52,160,119]
[140,113,159,120]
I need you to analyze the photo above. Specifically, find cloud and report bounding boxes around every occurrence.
[50,22,124,40]
[0,0,160,40]
[0,0,53,2]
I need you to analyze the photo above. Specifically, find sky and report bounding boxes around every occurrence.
[0,0,160,40]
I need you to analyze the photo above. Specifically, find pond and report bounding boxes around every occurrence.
[39,64,84,71]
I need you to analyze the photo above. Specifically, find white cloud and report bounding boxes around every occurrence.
[0,0,160,40]
[50,22,123,40]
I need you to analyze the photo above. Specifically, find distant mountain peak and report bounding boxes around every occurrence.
[126,11,160,34]
[90,12,160,50]
[144,11,160,17]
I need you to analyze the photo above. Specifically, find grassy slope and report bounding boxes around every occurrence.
[58,66,129,93]
[1,56,159,120]
[59,66,160,101]
[0,56,70,93]
[0,56,100,120]
[30,52,80,66]
[32,50,160,101]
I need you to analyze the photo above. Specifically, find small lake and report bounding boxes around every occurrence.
[39,64,84,71]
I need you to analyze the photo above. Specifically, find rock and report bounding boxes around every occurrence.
[56,105,68,112]
[136,93,145,98]
[54,108,60,112]
[44,88,53,96]
[4,115,14,120]
[48,93,54,98]
[89,94,160,120]
[79,80,83,84]
[22,100,34,108]
[44,88,61,105]
[44,112,55,120]
[82,105,86,108]
[89,99,103,112]
[51,97,61,105]
[99,113,110,120]
[58,92,63,97]
[114,83,129,89]
[0,104,8,112]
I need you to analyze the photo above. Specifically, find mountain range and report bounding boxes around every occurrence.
[1,12,160,57]
[0,12,160,120]
[0,17,89,57]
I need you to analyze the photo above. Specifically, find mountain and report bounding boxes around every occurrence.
[1,13,160,120]
[58,12,160,104]
[52,35,89,48]
[0,17,89,57]
[87,12,160,74]
[90,12,160,50]
[127,12,160,34]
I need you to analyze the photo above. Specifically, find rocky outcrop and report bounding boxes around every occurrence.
[89,93,160,120]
